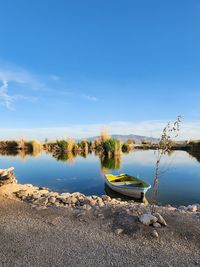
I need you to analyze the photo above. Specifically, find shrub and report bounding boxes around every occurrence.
[56,140,68,152]
[122,142,131,153]
[103,138,120,155]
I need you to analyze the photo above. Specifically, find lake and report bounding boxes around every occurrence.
[0,149,200,206]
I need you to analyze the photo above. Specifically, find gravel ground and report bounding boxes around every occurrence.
[0,195,199,267]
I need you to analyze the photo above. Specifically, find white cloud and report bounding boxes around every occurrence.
[0,64,99,110]
[0,66,46,110]
[0,79,14,110]
[0,120,199,141]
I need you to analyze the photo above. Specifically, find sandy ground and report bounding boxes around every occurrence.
[0,188,199,267]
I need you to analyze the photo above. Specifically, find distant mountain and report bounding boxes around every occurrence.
[84,134,159,144]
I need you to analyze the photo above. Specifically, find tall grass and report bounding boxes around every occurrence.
[30,140,43,154]
[103,138,121,156]
[56,138,75,153]
[100,129,111,143]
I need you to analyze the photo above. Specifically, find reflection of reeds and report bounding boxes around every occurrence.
[66,138,75,152]
[30,140,43,154]
[18,149,27,160]
[54,151,76,164]
[0,139,43,159]
[100,154,121,174]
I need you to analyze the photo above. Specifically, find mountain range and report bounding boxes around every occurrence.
[85,134,159,144]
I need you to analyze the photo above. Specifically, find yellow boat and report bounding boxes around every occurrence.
[104,173,151,198]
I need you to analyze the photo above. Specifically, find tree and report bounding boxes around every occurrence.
[151,116,181,214]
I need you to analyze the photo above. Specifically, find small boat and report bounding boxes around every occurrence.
[104,173,151,198]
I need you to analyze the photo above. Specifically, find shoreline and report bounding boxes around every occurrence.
[0,168,200,266]
[0,169,199,214]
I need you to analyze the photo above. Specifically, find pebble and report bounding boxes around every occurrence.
[153,222,162,228]
[115,228,124,235]
[34,197,49,206]
[139,214,158,226]
[153,213,167,226]
[76,212,86,218]
[49,196,56,204]
[61,192,71,198]
[178,206,187,211]
[101,195,111,201]
[187,205,197,212]
[152,230,159,238]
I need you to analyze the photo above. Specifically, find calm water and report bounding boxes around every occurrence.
[1,150,200,206]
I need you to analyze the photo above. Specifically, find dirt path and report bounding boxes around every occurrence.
[0,194,199,267]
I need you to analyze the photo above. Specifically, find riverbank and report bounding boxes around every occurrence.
[0,185,200,266]
[0,168,200,266]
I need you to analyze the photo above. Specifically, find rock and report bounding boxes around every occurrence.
[57,196,68,204]
[84,204,92,211]
[84,197,96,207]
[35,206,47,211]
[39,187,48,190]
[97,214,104,219]
[115,228,124,235]
[16,190,28,198]
[101,195,111,202]
[98,202,104,208]
[25,184,33,188]
[152,230,159,238]
[66,196,77,205]
[153,213,167,226]
[60,192,71,198]
[21,196,27,201]
[0,171,8,177]
[76,211,86,218]
[153,222,162,228]
[167,207,177,211]
[110,199,118,205]
[97,198,104,207]
[72,192,83,197]
[31,194,41,200]
[49,196,56,204]
[139,214,158,226]
[34,197,48,206]
[178,206,187,211]
[54,201,61,207]
[49,192,59,197]
[6,167,14,172]
[187,205,198,212]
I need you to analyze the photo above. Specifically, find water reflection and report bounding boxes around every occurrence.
[100,155,121,173]
[0,148,42,159]
[188,150,200,163]
[0,149,200,205]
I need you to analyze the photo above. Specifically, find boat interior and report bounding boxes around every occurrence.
[107,174,146,187]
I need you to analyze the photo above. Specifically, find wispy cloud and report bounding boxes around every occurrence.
[0,66,45,110]
[57,90,99,102]
[0,64,100,110]
[82,94,99,102]
[0,79,14,110]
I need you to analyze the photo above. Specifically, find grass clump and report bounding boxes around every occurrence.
[103,138,121,156]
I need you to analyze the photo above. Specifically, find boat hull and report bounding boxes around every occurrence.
[105,180,148,198]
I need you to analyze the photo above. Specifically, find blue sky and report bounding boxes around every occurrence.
[0,0,200,140]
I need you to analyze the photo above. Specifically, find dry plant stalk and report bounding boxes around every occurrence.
[151,116,181,214]
[100,128,111,143]
[66,138,75,152]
